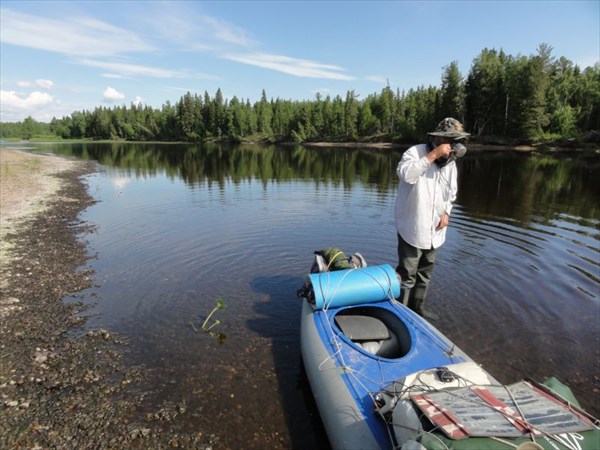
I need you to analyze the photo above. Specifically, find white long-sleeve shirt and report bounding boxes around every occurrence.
[394,143,458,250]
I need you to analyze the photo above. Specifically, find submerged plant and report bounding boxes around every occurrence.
[201,297,226,332]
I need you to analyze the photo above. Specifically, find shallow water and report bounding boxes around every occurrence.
[19,142,600,448]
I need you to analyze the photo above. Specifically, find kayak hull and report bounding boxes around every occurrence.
[300,297,473,449]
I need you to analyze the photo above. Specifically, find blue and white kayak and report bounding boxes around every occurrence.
[298,264,599,450]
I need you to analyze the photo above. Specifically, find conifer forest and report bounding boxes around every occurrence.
[2,45,599,144]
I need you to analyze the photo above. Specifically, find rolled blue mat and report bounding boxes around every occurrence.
[308,264,400,310]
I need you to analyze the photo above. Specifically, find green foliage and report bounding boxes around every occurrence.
[465,48,508,135]
[358,98,380,136]
[440,61,465,121]
[201,297,226,332]
[2,45,598,144]
[0,117,51,140]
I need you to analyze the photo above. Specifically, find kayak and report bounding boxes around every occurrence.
[298,264,599,450]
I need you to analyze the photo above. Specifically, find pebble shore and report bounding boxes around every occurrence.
[0,151,217,449]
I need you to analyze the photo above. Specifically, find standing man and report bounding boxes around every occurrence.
[394,118,469,319]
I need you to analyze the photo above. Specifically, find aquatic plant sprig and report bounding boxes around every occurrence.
[201,297,226,332]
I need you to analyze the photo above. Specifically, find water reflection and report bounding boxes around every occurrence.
[45,142,400,191]
[458,152,600,223]
[39,142,600,225]
[16,142,600,446]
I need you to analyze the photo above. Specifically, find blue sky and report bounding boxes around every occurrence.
[1,0,598,122]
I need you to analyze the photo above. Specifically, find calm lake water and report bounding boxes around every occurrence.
[13,142,600,448]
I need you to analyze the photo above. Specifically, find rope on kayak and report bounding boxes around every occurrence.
[375,378,455,449]
[320,268,356,310]
[313,266,468,449]
[316,264,398,311]
[407,370,581,450]
[390,297,462,362]
[316,264,458,386]
[315,266,409,450]
[317,267,392,376]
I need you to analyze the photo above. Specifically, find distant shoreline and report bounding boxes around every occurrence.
[3,138,599,154]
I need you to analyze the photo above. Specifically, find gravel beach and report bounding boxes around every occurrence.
[0,148,217,449]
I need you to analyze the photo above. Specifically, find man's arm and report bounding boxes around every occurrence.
[398,143,453,184]
[426,143,452,164]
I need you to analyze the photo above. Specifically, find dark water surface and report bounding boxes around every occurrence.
[15,143,600,448]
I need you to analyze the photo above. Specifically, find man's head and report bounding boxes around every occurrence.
[428,118,470,140]
[428,118,469,167]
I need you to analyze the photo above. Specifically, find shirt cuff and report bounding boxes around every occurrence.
[419,156,430,170]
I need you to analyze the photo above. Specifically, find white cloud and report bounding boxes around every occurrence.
[103,86,125,102]
[366,75,387,84]
[102,73,128,79]
[223,53,355,80]
[1,90,54,109]
[164,87,194,93]
[14,79,54,89]
[81,59,184,78]
[0,90,55,121]
[79,59,219,80]
[200,15,257,47]
[36,79,54,89]
[142,7,256,50]
[0,8,153,57]
[132,96,143,108]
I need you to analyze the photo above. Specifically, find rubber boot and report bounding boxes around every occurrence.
[398,286,411,306]
[409,297,439,321]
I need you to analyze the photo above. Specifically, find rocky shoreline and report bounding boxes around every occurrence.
[0,151,217,449]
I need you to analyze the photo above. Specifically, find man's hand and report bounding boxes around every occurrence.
[426,142,452,164]
[437,213,450,230]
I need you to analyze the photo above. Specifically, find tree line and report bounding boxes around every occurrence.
[2,44,598,143]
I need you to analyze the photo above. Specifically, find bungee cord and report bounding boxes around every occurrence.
[314,265,426,449]
[390,368,584,450]
[312,265,463,449]
[304,265,595,450]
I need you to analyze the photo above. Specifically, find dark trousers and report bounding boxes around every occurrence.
[395,233,437,314]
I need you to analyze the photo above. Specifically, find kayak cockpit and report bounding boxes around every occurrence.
[334,305,411,359]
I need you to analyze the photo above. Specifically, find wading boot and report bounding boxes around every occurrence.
[409,297,439,321]
[398,286,411,307]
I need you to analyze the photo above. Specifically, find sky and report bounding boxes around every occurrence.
[1,0,598,123]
